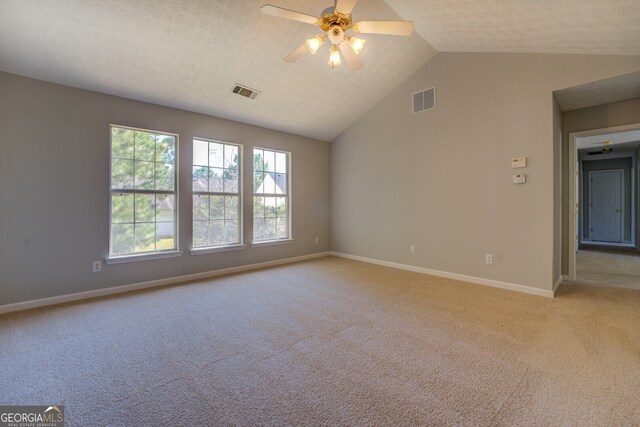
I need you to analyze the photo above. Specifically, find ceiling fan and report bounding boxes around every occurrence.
[260,0,414,70]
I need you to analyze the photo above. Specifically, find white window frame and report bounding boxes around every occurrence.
[106,124,182,263]
[252,147,292,246]
[190,138,244,254]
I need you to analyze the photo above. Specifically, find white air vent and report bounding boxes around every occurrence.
[232,83,260,100]
[412,87,436,114]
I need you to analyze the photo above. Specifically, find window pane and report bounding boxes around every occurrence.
[210,195,224,220]
[135,223,155,252]
[264,172,276,194]
[275,173,286,194]
[134,161,154,190]
[275,152,287,174]
[192,139,242,248]
[253,218,264,241]
[223,168,238,193]
[193,195,209,221]
[111,193,134,224]
[135,130,155,161]
[111,158,134,189]
[111,224,134,255]
[254,171,265,193]
[209,167,223,192]
[112,128,134,159]
[225,145,238,170]
[210,220,224,245]
[135,194,155,222]
[210,143,224,168]
[263,150,275,173]
[193,221,209,247]
[276,196,287,218]
[155,135,175,164]
[253,149,264,171]
[155,163,174,191]
[264,196,276,218]
[253,196,264,218]
[110,126,178,257]
[156,222,174,250]
[156,194,174,223]
[225,196,238,220]
[225,220,238,243]
[193,166,208,192]
[264,218,277,240]
[193,139,209,166]
[277,217,288,239]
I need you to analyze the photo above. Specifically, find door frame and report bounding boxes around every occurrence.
[568,122,640,281]
[588,169,623,243]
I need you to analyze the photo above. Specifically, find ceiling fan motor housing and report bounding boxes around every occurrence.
[328,26,346,45]
[319,9,352,32]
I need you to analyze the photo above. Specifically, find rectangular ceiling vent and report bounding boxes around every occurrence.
[412,86,436,114]
[232,83,260,100]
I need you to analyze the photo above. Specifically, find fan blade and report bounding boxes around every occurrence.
[261,5,318,25]
[338,42,363,70]
[354,20,414,36]
[284,42,309,63]
[335,0,358,14]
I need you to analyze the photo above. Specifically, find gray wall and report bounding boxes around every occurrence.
[561,98,640,274]
[580,157,632,241]
[332,52,640,292]
[0,72,331,305]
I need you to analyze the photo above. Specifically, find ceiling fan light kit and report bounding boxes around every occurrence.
[260,0,414,71]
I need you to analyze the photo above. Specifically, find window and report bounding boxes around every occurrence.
[253,148,290,242]
[192,139,241,248]
[109,125,177,257]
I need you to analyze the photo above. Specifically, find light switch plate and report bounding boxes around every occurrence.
[512,157,527,168]
[513,173,526,184]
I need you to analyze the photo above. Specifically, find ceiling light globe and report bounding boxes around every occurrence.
[305,36,324,55]
[328,45,341,68]
[349,37,366,55]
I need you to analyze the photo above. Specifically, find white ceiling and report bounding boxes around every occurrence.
[577,129,640,149]
[1,1,639,142]
[0,0,436,142]
[554,71,640,112]
[384,0,640,54]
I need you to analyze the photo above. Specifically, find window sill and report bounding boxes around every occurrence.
[105,251,184,264]
[190,244,246,255]
[251,238,294,248]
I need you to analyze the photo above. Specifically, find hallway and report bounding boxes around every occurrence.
[575,250,640,290]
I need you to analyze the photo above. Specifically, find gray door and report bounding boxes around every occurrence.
[589,170,622,242]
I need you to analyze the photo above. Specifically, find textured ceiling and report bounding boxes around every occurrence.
[577,129,640,149]
[0,0,436,142]
[1,1,639,142]
[384,0,640,54]
[554,71,640,112]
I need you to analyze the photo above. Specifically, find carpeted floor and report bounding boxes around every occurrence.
[576,250,640,290]
[1,256,639,425]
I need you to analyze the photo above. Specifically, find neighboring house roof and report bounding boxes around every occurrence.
[256,173,287,195]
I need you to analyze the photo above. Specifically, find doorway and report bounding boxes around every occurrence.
[567,123,640,281]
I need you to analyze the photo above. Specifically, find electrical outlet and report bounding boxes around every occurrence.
[93,261,102,273]
[410,245,415,254]
[485,254,493,265]
[314,237,319,244]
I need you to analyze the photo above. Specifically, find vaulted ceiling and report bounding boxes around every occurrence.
[1,1,639,142]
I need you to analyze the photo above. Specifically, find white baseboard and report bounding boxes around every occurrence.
[0,252,331,314]
[331,251,555,298]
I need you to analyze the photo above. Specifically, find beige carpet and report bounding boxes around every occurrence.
[1,257,639,425]
[576,250,640,290]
